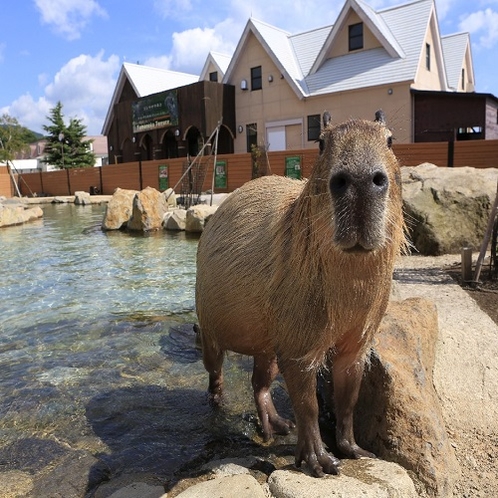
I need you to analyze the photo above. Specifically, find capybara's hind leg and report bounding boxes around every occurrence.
[201,332,224,405]
[252,354,295,441]
[331,351,375,459]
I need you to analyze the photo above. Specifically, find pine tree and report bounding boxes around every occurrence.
[42,102,96,169]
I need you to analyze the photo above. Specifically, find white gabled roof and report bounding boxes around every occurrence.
[199,51,232,81]
[441,32,472,90]
[102,63,197,135]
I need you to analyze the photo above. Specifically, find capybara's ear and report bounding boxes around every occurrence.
[318,111,332,154]
[374,109,386,125]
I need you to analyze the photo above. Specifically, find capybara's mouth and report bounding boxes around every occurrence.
[343,243,373,254]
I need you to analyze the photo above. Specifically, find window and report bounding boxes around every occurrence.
[307,114,321,141]
[349,23,363,51]
[251,66,262,91]
[426,43,431,71]
[246,123,257,152]
[209,71,218,82]
[461,68,465,90]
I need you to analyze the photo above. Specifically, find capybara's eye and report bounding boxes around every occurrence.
[387,135,393,149]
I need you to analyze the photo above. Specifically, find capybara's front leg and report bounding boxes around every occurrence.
[252,354,295,441]
[280,358,340,477]
[331,351,375,459]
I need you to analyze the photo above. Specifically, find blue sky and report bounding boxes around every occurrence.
[1,0,497,136]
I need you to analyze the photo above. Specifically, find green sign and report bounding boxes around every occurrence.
[285,156,302,179]
[214,160,227,189]
[158,164,169,191]
[132,90,179,133]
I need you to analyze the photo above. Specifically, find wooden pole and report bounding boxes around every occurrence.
[473,179,498,283]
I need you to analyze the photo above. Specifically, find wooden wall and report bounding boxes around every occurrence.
[0,166,14,197]
[7,139,498,198]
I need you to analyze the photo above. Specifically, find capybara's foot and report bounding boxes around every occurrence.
[338,440,376,459]
[262,414,295,441]
[295,440,341,477]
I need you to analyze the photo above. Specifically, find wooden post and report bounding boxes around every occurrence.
[461,247,472,282]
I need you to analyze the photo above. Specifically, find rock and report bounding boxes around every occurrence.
[0,471,34,498]
[268,459,417,498]
[163,188,177,209]
[127,186,169,231]
[402,164,498,255]
[0,203,43,227]
[185,205,218,233]
[355,297,460,497]
[74,190,91,205]
[105,482,166,498]
[102,188,138,230]
[164,209,187,231]
[174,474,266,498]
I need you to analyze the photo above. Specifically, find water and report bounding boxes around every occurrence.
[0,204,290,495]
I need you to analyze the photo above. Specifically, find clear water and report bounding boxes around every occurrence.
[0,204,287,493]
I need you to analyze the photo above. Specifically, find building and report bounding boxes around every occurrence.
[6,136,108,173]
[102,0,497,161]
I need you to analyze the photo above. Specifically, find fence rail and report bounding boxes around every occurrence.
[1,139,497,198]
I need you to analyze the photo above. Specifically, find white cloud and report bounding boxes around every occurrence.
[153,0,193,18]
[34,0,107,40]
[459,8,498,48]
[2,51,120,134]
[142,55,173,71]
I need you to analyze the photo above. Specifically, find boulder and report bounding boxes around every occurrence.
[74,191,91,205]
[127,186,168,231]
[185,205,218,233]
[164,209,187,231]
[175,474,266,498]
[354,297,460,497]
[402,164,498,255]
[102,188,138,230]
[0,204,43,227]
[163,188,177,209]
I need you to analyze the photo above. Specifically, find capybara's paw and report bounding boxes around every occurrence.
[262,415,295,441]
[338,440,376,459]
[295,444,341,477]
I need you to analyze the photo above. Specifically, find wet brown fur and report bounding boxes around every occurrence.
[195,114,405,477]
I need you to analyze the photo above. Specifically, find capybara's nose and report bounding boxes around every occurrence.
[329,169,389,198]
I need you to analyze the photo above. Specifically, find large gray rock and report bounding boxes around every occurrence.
[355,297,460,497]
[74,191,91,205]
[102,188,138,230]
[268,459,417,498]
[127,186,168,231]
[402,164,498,255]
[175,474,266,498]
[163,209,187,231]
[185,204,218,233]
[0,203,43,227]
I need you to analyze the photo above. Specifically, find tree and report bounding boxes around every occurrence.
[0,114,34,162]
[42,101,96,169]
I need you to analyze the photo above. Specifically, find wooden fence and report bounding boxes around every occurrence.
[1,139,497,198]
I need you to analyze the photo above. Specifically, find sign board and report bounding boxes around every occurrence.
[158,164,169,191]
[132,90,179,133]
[214,160,227,189]
[285,155,302,179]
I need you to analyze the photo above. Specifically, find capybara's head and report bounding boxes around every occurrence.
[314,110,402,253]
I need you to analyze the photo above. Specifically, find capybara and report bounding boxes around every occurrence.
[195,111,405,477]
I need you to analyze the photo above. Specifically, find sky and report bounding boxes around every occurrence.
[1,0,497,136]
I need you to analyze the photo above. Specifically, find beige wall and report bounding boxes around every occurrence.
[228,31,413,153]
[461,47,475,92]
[413,15,445,91]
[328,11,382,58]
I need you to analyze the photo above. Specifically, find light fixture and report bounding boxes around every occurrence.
[240,79,248,90]
[238,125,244,133]
[268,75,274,82]
[175,129,180,137]
[388,88,393,95]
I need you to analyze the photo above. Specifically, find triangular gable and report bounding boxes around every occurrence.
[310,0,404,74]
[223,18,308,99]
[442,33,474,91]
[414,1,449,91]
[199,51,232,81]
